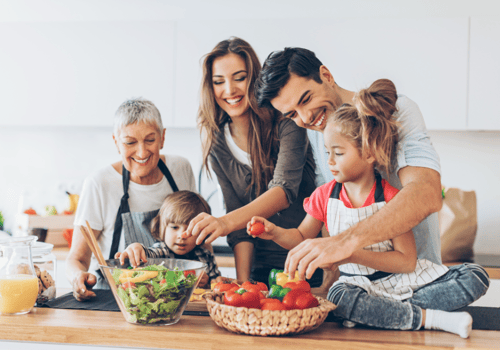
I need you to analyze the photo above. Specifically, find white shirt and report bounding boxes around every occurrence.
[74,154,196,273]
[224,123,251,167]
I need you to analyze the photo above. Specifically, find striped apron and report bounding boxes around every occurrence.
[328,175,448,301]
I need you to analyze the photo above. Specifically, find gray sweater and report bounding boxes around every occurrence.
[210,118,317,271]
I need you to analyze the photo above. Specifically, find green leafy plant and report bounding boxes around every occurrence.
[0,211,4,229]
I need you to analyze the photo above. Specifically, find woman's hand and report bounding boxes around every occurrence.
[72,271,97,301]
[115,243,147,267]
[247,216,276,240]
[182,213,230,245]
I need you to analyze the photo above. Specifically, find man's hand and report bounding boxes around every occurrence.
[285,235,354,280]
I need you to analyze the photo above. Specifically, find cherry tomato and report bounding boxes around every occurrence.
[249,222,265,236]
[160,279,166,284]
[213,281,240,293]
[241,280,269,292]
[283,280,311,293]
[183,269,196,277]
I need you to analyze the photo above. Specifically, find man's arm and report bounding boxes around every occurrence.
[285,166,442,279]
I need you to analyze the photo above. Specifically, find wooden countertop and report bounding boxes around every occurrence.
[1,306,498,349]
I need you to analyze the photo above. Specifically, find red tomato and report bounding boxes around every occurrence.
[262,300,287,310]
[282,289,319,310]
[283,280,311,292]
[213,281,240,293]
[260,298,282,307]
[160,279,166,284]
[295,293,319,310]
[183,270,196,277]
[120,281,136,290]
[249,222,265,236]
[241,280,269,292]
[224,289,261,309]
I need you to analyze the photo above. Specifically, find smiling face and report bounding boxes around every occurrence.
[212,53,250,120]
[323,123,375,184]
[270,66,343,132]
[163,222,197,255]
[113,122,165,185]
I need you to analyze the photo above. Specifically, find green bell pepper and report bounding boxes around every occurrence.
[268,268,283,287]
[268,284,291,300]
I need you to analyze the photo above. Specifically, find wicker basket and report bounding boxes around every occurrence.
[203,291,336,336]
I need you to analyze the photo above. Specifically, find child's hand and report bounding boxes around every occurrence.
[247,217,276,240]
[197,272,209,288]
[116,243,147,267]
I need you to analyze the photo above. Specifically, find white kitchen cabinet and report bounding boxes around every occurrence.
[175,17,468,130]
[469,17,500,130]
[0,21,175,127]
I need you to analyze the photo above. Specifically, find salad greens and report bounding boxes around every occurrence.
[113,264,198,324]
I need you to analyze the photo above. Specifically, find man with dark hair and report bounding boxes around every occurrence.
[254,47,455,279]
[254,47,489,336]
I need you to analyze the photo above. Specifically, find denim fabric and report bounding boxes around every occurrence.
[308,95,443,265]
[327,263,490,330]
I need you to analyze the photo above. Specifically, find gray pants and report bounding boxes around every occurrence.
[327,263,490,330]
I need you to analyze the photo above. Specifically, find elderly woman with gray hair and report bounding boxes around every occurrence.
[66,98,196,301]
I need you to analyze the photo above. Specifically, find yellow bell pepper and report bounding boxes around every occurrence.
[119,270,158,284]
[275,271,300,286]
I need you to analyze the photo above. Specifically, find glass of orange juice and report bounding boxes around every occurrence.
[0,236,39,315]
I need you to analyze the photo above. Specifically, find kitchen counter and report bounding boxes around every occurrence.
[1,303,499,349]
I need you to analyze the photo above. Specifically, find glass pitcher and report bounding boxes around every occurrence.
[0,236,39,315]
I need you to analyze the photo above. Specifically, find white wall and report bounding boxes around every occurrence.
[1,0,499,255]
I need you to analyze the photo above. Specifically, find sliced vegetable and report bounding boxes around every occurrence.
[118,270,159,284]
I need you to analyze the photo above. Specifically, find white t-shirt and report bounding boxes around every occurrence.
[74,154,196,273]
[224,123,251,167]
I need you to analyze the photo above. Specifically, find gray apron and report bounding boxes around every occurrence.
[95,159,178,288]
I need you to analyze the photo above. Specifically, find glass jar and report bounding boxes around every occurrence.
[32,241,57,304]
[0,236,39,315]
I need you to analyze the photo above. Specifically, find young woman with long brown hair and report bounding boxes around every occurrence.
[184,37,322,285]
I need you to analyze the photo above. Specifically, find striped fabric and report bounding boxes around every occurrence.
[327,193,448,301]
[143,242,221,282]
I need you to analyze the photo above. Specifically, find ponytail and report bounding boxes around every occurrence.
[354,79,399,173]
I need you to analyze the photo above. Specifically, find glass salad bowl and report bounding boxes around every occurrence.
[100,258,206,325]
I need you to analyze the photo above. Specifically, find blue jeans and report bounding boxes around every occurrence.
[327,263,490,330]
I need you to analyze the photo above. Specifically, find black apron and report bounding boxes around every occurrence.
[95,159,178,288]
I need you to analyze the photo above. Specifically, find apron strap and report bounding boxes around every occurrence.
[374,172,385,203]
[109,165,131,259]
[108,159,179,260]
[158,158,179,192]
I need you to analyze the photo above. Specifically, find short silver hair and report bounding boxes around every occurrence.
[114,97,164,136]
